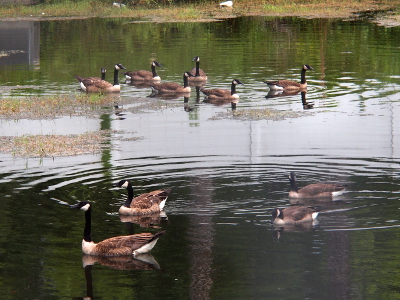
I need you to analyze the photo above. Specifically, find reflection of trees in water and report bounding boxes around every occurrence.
[327,231,351,299]
[188,177,215,300]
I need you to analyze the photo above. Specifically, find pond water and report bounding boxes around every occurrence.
[1,16,400,299]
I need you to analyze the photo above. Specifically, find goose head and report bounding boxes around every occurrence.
[152,61,163,67]
[303,65,314,71]
[113,179,130,189]
[232,79,243,85]
[192,56,200,62]
[70,201,91,211]
[185,71,195,78]
[115,63,127,70]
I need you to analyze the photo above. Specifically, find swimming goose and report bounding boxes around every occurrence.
[200,79,243,100]
[124,61,162,81]
[189,56,207,82]
[114,179,171,216]
[71,201,165,257]
[76,67,106,90]
[289,171,347,199]
[75,63,126,93]
[271,206,319,225]
[151,71,193,94]
[265,65,314,91]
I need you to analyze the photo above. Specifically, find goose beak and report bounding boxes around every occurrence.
[70,203,80,209]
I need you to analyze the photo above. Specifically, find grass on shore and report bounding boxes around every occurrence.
[0,0,399,21]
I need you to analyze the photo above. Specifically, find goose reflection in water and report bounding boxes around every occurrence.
[119,211,169,228]
[272,221,318,241]
[74,254,161,299]
[82,253,161,270]
[266,90,314,110]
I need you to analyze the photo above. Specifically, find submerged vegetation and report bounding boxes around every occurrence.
[0,131,110,158]
[0,0,399,22]
[0,93,117,119]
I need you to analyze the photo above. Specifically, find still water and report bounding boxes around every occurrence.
[1,16,400,299]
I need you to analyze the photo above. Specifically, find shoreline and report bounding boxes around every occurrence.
[0,1,399,26]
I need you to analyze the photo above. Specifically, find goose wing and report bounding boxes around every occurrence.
[125,70,152,80]
[298,183,343,196]
[95,231,165,256]
[131,189,171,209]
[285,206,312,221]
[267,80,300,89]
[200,88,231,98]
[152,82,183,92]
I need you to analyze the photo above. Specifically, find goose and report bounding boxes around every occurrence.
[289,171,347,199]
[75,63,126,93]
[70,201,165,257]
[124,61,162,81]
[189,56,207,82]
[151,71,193,94]
[114,179,172,216]
[271,206,319,225]
[76,67,106,90]
[200,79,243,100]
[265,65,314,91]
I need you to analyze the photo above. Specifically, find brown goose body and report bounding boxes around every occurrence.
[71,201,165,257]
[76,67,106,89]
[271,206,319,225]
[201,79,243,100]
[151,71,193,94]
[124,61,162,81]
[115,179,171,216]
[189,56,207,82]
[265,65,313,91]
[75,64,126,93]
[289,171,347,199]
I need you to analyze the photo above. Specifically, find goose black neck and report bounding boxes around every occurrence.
[101,72,106,81]
[183,74,189,88]
[289,177,298,193]
[84,206,92,242]
[195,61,200,77]
[300,68,307,84]
[230,82,237,95]
[113,68,120,86]
[151,65,157,77]
[123,182,134,207]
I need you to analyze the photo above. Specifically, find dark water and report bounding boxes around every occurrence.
[1,16,400,299]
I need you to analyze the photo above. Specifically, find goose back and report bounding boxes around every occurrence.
[266,65,313,91]
[200,79,243,100]
[124,61,162,81]
[151,71,193,93]
[76,63,126,93]
[271,206,318,225]
[289,171,346,199]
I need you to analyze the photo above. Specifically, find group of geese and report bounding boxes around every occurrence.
[71,172,346,258]
[75,56,315,102]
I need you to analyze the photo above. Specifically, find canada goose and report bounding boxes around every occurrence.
[220,0,233,7]
[200,79,243,100]
[151,71,193,94]
[289,171,347,199]
[114,179,171,216]
[265,65,314,91]
[76,67,106,90]
[75,63,126,93]
[271,206,319,225]
[124,61,162,81]
[189,56,207,82]
[71,201,165,257]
